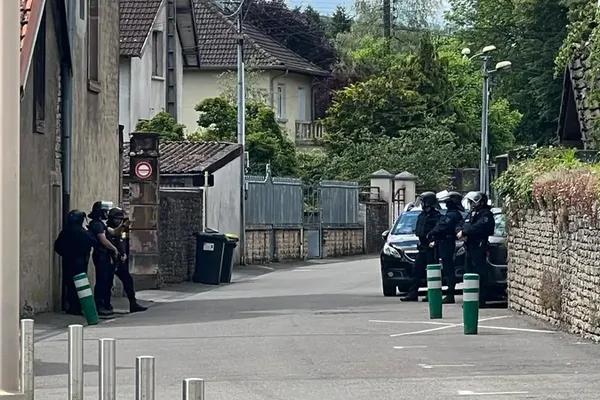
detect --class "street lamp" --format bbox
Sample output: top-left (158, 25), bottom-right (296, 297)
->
top-left (461, 46), bottom-right (511, 197)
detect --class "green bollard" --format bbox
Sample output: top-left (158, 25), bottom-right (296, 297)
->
top-left (463, 273), bottom-right (479, 334)
top-left (426, 264), bottom-right (443, 319)
top-left (73, 273), bottom-right (99, 326)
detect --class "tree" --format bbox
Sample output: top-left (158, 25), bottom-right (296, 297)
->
top-left (329, 6), bottom-right (352, 38)
top-left (135, 111), bottom-right (186, 141)
top-left (192, 97), bottom-right (298, 176)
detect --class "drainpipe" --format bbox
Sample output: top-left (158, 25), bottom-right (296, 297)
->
top-left (269, 69), bottom-right (289, 109)
top-left (61, 0), bottom-right (74, 221)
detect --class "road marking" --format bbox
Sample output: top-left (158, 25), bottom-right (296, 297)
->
top-left (370, 319), bottom-right (453, 326)
top-left (478, 325), bottom-right (555, 334)
top-left (457, 390), bottom-right (529, 396)
top-left (388, 316), bottom-right (511, 337)
top-left (393, 345), bottom-right (428, 349)
top-left (293, 269), bottom-right (316, 272)
top-left (419, 363), bottom-right (474, 369)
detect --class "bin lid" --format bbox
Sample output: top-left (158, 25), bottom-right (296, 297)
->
top-left (193, 231), bottom-right (227, 241)
top-left (225, 233), bottom-right (239, 239)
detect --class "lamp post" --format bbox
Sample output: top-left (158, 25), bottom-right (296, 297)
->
top-left (462, 46), bottom-right (511, 196)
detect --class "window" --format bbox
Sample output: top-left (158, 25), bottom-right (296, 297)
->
top-left (152, 31), bottom-right (164, 77)
top-left (276, 84), bottom-right (286, 119)
top-left (33, 14), bottom-right (46, 134)
top-left (297, 87), bottom-right (307, 120)
top-left (80, 0), bottom-right (85, 20)
top-left (88, 0), bottom-right (100, 90)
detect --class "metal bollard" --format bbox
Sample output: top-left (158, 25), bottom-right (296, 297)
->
top-left (462, 273), bottom-right (480, 335)
top-left (20, 319), bottom-right (34, 400)
top-left (182, 378), bottom-right (205, 400)
top-left (99, 338), bottom-right (116, 400)
top-left (68, 324), bottom-right (84, 400)
top-left (135, 356), bottom-right (155, 400)
top-left (426, 264), bottom-right (443, 319)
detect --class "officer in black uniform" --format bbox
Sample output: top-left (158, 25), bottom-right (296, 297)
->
top-left (88, 201), bottom-right (121, 318)
top-left (54, 210), bottom-right (97, 315)
top-left (107, 207), bottom-right (147, 313)
top-left (429, 191), bottom-right (464, 304)
top-left (401, 191), bottom-right (441, 302)
top-left (457, 191), bottom-right (495, 307)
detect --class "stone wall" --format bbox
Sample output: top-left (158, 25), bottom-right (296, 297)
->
top-left (508, 207), bottom-right (600, 341)
top-left (364, 201), bottom-right (388, 253)
top-left (158, 188), bottom-right (203, 284)
top-left (322, 227), bottom-right (364, 257)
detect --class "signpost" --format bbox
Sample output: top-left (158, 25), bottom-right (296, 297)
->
top-left (135, 161), bottom-right (152, 180)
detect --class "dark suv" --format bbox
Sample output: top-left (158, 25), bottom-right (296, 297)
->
top-left (380, 206), bottom-right (507, 298)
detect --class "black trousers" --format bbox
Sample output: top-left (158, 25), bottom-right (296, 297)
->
top-left (409, 246), bottom-right (437, 294)
top-left (439, 240), bottom-right (456, 297)
top-left (62, 259), bottom-right (88, 313)
top-left (465, 243), bottom-right (489, 301)
top-left (93, 252), bottom-right (115, 310)
top-left (114, 260), bottom-right (136, 301)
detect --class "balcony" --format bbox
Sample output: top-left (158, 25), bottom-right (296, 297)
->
top-left (295, 120), bottom-right (325, 146)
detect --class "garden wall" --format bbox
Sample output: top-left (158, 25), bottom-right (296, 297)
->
top-left (508, 206), bottom-right (600, 341)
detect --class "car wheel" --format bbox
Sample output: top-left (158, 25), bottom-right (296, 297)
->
top-left (382, 281), bottom-right (396, 297)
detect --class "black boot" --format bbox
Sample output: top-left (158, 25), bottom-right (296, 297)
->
top-left (400, 290), bottom-right (419, 302)
top-left (129, 300), bottom-right (148, 313)
top-left (97, 307), bottom-right (115, 318)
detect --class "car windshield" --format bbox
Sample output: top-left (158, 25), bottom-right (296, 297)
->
top-left (493, 213), bottom-right (506, 237)
top-left (391, 209), bottom-right (448, 235)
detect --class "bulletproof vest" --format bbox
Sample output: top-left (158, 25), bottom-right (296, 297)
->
top-left (414, 211), bottom-right (428, 238)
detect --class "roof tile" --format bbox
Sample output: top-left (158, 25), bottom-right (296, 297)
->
top-left (120, 0), bottom-right (163, 57)
top-left (123, 141), bottom-right (242, 174)
top-left (192, 0), bottom-right (327, 75)
top-left (21, 0), bottom-right (33, 52)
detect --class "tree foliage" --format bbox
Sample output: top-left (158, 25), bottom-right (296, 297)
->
top-left (135, 111), bottom-right (186, 141)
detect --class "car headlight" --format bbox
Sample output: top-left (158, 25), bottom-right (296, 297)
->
top-left (383, 243), bottom-right (401, 258)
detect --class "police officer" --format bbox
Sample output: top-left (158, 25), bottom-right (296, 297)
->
top-left (107, 208), bottom-right (147, 313)
top-left (401, 191), bottom-right (441, 302)
top-left (88, 201), bottom-right (121, 318)
top-left (54, 210), bottom-right (97, 315)
top-left (457, 191), bottom-right (495, 307)
top-left (429, 192), bottom-right (464, 304)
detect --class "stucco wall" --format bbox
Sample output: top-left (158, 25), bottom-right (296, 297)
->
top-left (508, 207), bottom-right (600, 341)
top-left (206, 157), bottom-right (242, 264)
top-left (69, 1), bottom-right (121, 283)
top-left (181, 69), bottom-right (314, 140)
top-left (20, 3), bottom-right (62, 316)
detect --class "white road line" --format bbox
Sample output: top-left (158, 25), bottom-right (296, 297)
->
top-left (419, 363), bottom-right (474, 369)
top-left (393, 345), bottom-right (428, 349)
top-left (390, 324), bottom-right (461, 337)
top-left (370, 319), bottom-right (455, 326)
top-left (478, 325), bottom-right (555, 334)
top-left (457, 390), bottom-right (529, 396)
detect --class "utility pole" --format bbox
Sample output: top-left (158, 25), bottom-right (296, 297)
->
top-left (480, 56), bottom-right (490, 196)
top-left (236, 7), bottom-right (246, 264)
top-left (383, 0), bottom-right (391, 40)
top-left (0, 0), bottom-right (22, 396)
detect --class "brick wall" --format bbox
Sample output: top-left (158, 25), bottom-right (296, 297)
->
top-left (364, 201), bottom-right (388, 253)
top-left (158, 188), bottom-right (203, 284)
top-left (508, 207), bottom-right (600, 341)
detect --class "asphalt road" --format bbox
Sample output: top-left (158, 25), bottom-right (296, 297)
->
top-left (32, 256), bottom-right (600, 399)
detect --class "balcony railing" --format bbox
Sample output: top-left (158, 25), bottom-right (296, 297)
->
top-left (295, 120), bottom-right (325, 144)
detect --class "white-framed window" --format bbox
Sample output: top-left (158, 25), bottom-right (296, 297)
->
top-left (276, 84), bottom-right (286, 119)
top-left (297, 87), bottom-right (307, 121)
top-left (152, 30), bottom-right (164, 77)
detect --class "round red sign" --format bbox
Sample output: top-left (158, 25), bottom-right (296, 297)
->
top-left (135, 161), bottom-right (152, 179)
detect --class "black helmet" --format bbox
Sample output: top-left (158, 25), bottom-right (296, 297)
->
top-left (66, 210), bottom-right (85, 229)
top-left (108, 207), bottom-right (124, 219)
top-left (419, 191), bottom-right (438, 208)
top-left (88, 200), bottom-right (113, 219)
top-left (439, 191), bottom-right (464, 211)
top-left (464, 191), bottom-right (488, 208)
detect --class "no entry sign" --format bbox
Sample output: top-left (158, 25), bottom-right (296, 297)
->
top-left (135, 161), bottom-right (153, 179)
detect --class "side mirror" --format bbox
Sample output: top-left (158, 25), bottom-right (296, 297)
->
top-left (381, 230), bottom-right (389, 241)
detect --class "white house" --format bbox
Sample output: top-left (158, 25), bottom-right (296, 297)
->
top-left (182, 0), bottom-right (329, 145)
top-left (118, 0), bottom-right (201, 139)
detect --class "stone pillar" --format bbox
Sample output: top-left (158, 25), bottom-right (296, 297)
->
top-left (369, 169), bottom-right (393, 228)
top-left (128, 133), bottom-right (161, 290)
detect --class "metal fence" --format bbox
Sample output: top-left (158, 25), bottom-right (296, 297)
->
top-left (18, 320), bottom-right (206, 400)
top-left (245, 174), bottom-right (361, 227)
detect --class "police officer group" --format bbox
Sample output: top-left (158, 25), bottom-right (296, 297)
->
top-left (54, 201), bottom-right (147, 319)
top-left (400, 190), bottom-right (495, 307)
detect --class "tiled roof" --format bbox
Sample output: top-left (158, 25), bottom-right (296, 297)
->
top-left (123, 141), bottom-right (242, 174)
top-left (191, 0), bottom-right (327, 76)
top-left (20, 0), bottom-right (45, 87)
top-left (120, 0), bottom-right (163, 57)
top-left (21, 0), bottom-right (32, 52)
